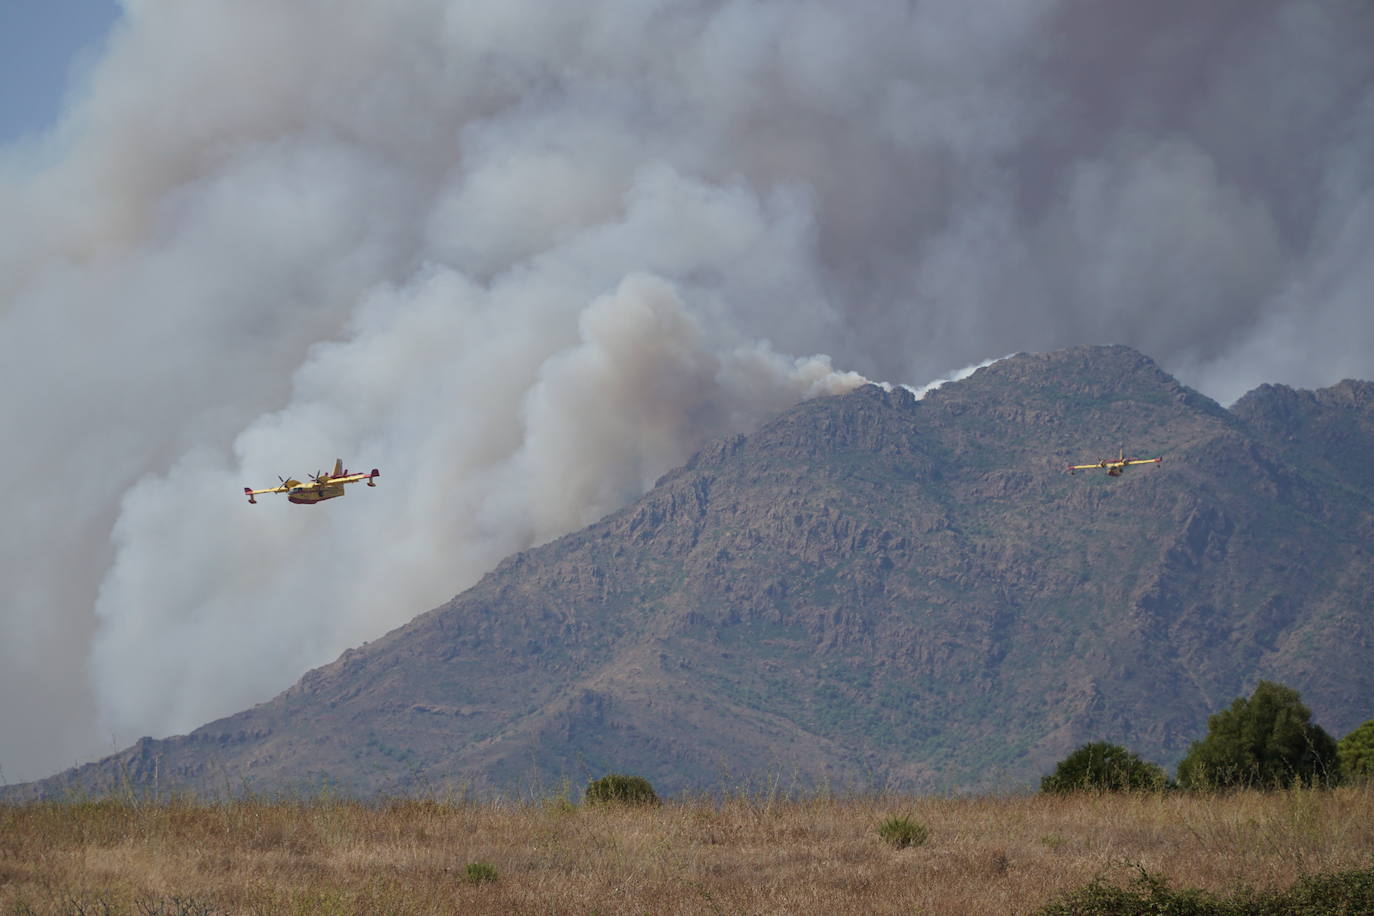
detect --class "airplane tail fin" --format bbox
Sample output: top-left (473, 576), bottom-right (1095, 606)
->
top-left (332, 458), bottom-right (344, 479)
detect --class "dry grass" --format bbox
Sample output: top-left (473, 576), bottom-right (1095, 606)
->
top-left (2, 786), bottom-right (1373, 914)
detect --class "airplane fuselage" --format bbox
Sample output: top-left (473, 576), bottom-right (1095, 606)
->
top-left (287, 484), bottom-right (346, 504)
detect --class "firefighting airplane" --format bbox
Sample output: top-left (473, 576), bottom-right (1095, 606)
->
top-left (1066, 449), bottom-right (1163, 476)
top-left (245, 459), bottom-right (379, 504)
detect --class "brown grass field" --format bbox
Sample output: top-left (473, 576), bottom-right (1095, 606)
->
top-left (2, 785), bottom-right (1373, 914)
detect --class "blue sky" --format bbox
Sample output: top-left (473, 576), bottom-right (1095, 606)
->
top-left (0, 0), bottom-right (122, 143)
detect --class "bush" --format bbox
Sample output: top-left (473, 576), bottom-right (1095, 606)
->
top-left (1040, 742), bottom-right (1168, 793)
top-left (1035, 865), bottom-right (1211, 915)
top-left (1338, 719), bottom-right (1374, 783)
top-left (876, 815), bottom-right (929, 849)
top-left (1034, 863), bottom-right (1374, 915)
top-left (584, 773), bottom-right (660, 806)
top-left (1176, 681), bottom-right (1340, 790)
top-left (1278, 868), bottom-right (1374, 913)
top-left (462, 861), bottom-right (498, 884)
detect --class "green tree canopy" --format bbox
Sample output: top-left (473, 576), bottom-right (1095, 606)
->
top-left (584, 773), bottom-right (660, 806)
top-left (1338, 720), bottom-right (1374, 783)
top-left (1176, 681), bottom-right (1340, 789)
top-left (1041, 741), bottom-right (1168, 793)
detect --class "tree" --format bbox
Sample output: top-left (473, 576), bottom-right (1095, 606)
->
top-left (584, 773), bottom-right (660, 806)
top-left (1338, 720), bottom-right (1374, 783)
top-left (1176, 681), bottom-right (1340, 789)
top-left (1040, 741), bottom-right (1168, 793)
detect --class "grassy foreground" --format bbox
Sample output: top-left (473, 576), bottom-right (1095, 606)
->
top-left (2, 786), bottom-right (1372, 914)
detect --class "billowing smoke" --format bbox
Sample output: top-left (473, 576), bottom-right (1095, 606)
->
top-left (2, 0), bottom-right (1371, 782)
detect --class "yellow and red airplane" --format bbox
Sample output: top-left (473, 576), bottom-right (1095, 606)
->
top-left (1067, 449), bottom-right (1162, 476)
top-left (245, 459), bottom-right (379, 504)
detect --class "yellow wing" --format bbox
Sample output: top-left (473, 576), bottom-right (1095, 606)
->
top-left (312, 464), bottom-right (380, 487)
top-left (314, 459), bottom-right (367, 484)
top-left (247, 478), bottom-right (301, 495)
top-left (1066, 458), bottom-right (1117, 472)
top-left (332, 468), bottom-right (381, 487)
top-left (1122, 457), bottom-right (1163, 467)
top-left (244, 478), bottom-right (306, 503)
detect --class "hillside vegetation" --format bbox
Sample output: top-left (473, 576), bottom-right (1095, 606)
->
top-left (4, 787), bottom-right (1373, 914)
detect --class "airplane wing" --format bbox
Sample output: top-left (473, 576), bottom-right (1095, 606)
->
top-left (1122, 457), bottom-right (1163, 467)
top-left (1066, 461), bottom-right (1107, 472)
top-left (333, 468), bottom-right (381, 486)
top-left (245, 478), bottom-right (305, 503)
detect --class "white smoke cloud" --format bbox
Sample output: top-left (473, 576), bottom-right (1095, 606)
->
top-left (2, 0), bottom-right (1372, 781)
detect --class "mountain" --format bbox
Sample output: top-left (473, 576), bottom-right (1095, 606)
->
top-left (10, 345), bottom-right (1374, 799)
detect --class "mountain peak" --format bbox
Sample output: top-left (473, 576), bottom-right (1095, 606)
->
top-left (1231, 377), bottom-right (1374, 493)
top-left (926, 345), bottom-right (1202, 405)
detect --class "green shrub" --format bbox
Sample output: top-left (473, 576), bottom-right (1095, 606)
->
top-left (1035, 865), bottom-right (1212, 915)
top-left (1277, 868), bottom-right (1374, 912)
top-left (462, 861), bottom-right (499, 884)
top-left (1338, 719), bottom-right (1374, 783)
top-left (1035, 863), bottom-right (1374, 915)
top-left (876, 815), bottom-right (929, 849)
top-left (1040, 742), bottom-right (1168, 793)
top-left (584, 773), bottom-right (660, 806)
top-left (1176, 681), bottom-right (1340, 790)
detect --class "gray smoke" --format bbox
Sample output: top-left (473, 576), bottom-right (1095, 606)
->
top-left (2, 0), bottom-right (1371, 782)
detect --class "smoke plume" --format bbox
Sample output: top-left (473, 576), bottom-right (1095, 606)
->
top-left (2, 0), bottom-right (1371, 781)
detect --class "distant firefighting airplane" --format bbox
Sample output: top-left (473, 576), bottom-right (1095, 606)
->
top-left (245, 459), bottom-right (379, 504)
top-left (1066, 449), bottom-right (1163, 476)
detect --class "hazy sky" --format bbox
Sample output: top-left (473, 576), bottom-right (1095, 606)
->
top-left (2, 0), bottom-right (1372, 784)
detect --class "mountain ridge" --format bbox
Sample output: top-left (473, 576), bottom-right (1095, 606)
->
top-left (9, 345), bottom-right (1374, 799)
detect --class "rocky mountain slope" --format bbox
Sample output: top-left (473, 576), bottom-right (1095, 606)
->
top-left (11, 345), bottom-right (1374, 799)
